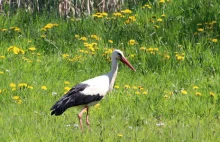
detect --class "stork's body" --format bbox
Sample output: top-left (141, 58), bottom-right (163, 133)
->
top-left (50, 49), bottom-right (135, 130)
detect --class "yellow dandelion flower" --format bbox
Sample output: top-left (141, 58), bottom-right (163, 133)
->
top-left (17, 99), bottom-right (22, 104)
top-left (14, 27), bottom-right (21, 32)
top-left (114, 85), bottom-right (119, 89)
top-left (9, 27), bottom-right (15, 30)
top-left (125, 19), bottom-right (130, 24)
top-left (62, 54), bottom-right (70, 58)
top-left (146, 47), bottom-right (153, 52)
top-left (10, 83), bottom-right (16, 88)
top-left (135, 91), bottom-right (141, 95)
top-left (7, 46), bottom-right (25, 54)
top-left (108, 40), bottom-right (113, 43)
top-left (193, 86), bottom-right (199, 90)
top-left (197, 28), bottom-right (204, 32)
top-left (0, 71), bottom-right (4, 75)
top-left (90, 35), bottom-right (100, 40)
top-left (12, 88), bottom-right (16, 91)
top-left (0, 56), bottom-right (6, 59)
top-left (159, 0), bottom-right (165, 3)
top-left (1, 28), bottom-right (7, 32)
top-left (121, 9), bottom-right (132, 14)
top-left (41, 35), bottom-right (46, 38)
top-left (64, 81), bottom-right (70, 85)
top-left (41, 28), bottom-right (47, 31)
top-left (164, 95), bottom-right (169, 99)
top-left (181, 90), bottom-right (187, 95)
top-left (75, 34), bottom-right (80, 38)
top-left (177, 56), bottom-right (185, 61)
top-left (79, 50), bottom-right (85, 53)
top-left (157, 18), bottom-right (163, 22)
top-left (129, 16), bottom-right (136, 22)
top-left (12, 96), bottom-right (20, 100)
top-left (27, 86), bottom-right (33, 89)
top-left (124, 85), bottom-right (130, 89)
top-left (154, 25), bottom-right (159, 29)
top-left (28, 47), bottom-right (36, 51)
top-left (104, 48), bottom-right (114, 55)
top-left (211, 39), bottom-right (218, 43)
top-left (84, 42), bottom-right (89, 47)
top-left (113, 12), bottom-right (123, 17)
top-left (154, 48), bottom-right (159, 51)
top-left (143, 91), bottom-right (148, 95)
top-left (0, 90), bottom-right (2, 94)
top-left (94, 103), bottom-right (100, 109)
top-left (164, 54), bottom-right (170, 60)
top-left (53, 24), bottom-right (59, 27)
top-left (102, 12), bottom-right (108, 16)
top-left (64, 87), bottom-right (71, 92)
top-left (130, 54), bottom-right (135, 58)
top-left (93, 13), bottom-right (103, 18)
top-left (18, 83), bottom-right (28, 88)
top-left (129, 39), bottom-right (137, 45)
top-left (143, 4), bottom-right (152, 9)
top-left (132, 86), bottom-right (138, 90)
top-left (88, 46), bottom-right (95, 52)
top-left (146, 47), bottom-right (159, 54)
top-left (140, 47), bottom-right (146, 50)
top-left (80, 36), bottom-right (87, 41)
top-left (161, 14), bottom-right (166, 17)
top-left (209, 92), bottom-right (215, 97)
top-left (211, 21), bottom-right (217, 24)
top-left (118, 133), bottom-right (123, 137)
top-left (168, 91), bottom-right (174, 95)
top-left (195, 92), bottom-right (202, 96)
top-left (41, 86), bottom-right (47, 90)
top-left (91, 42), bottom-right (98, 47)
top-left (44, 25), bottom-right (52, 29)
top-left (139, 86), bottom-right (144, 90)
top-left (44, 23), bottom-right (54, 29)
top-left (176, 54), bottom-right (185, 61)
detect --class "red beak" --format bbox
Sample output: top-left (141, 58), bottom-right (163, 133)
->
top-left (120, 57), bottom-right (136, 71)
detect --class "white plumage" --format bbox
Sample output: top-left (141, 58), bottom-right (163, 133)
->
top-left (81, 75), bottom-right (110, 96)
top-left (50, 49), bottom-right (135, 130)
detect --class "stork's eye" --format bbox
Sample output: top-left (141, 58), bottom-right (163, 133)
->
top-left (117, 53), bottom-right (122, 58)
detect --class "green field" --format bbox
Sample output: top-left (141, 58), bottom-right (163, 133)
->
top-left (0, 0), bottom-right (220, 141)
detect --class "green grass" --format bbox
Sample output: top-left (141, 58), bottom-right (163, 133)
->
top-left (0, 0), bottom-right (220, 141)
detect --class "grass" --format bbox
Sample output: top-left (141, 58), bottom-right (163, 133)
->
top-left (0, 0), bottom-right (220, 141)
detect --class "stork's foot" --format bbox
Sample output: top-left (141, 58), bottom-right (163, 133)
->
top-left (86, 118), bottom-right (90, 126)
top-left (78, 106), bottom-right (88, 131)
top-left (78, 106), bottom-right (90, 131)
top-left (78, 114), bottom-right (83, 131)
top-left (86, 107), bottom-right (90, 129)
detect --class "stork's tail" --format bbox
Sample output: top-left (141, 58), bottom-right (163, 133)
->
top-left (50, 98), bottom-right (69, 116)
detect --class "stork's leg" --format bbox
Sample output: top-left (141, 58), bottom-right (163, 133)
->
top-left (86, 106), bottom-right (90, 127)
top-left (78, 106), bottom-right (87, 130)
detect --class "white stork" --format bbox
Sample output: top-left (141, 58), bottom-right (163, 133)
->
top-left (50, 49), bottom-right (136, 130)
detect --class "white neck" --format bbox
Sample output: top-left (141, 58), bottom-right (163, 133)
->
top-left (108, 57), bottom-right (118, 91)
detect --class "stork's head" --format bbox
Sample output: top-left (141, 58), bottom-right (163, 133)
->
top-left (112, 49), bottom-right (136, 71)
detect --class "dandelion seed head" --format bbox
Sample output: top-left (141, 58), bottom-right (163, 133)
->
top-left (52, 92), bottom-right (58, 96)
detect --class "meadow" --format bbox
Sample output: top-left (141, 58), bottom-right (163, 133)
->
top-left (0, 0), bottom-right (220, 141)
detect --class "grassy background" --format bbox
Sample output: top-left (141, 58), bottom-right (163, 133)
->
top-left (0, 0), bottom-right (220, 141)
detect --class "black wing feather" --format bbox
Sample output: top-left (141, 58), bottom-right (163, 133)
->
top-left (50, 83), bottom-right (103, 116)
